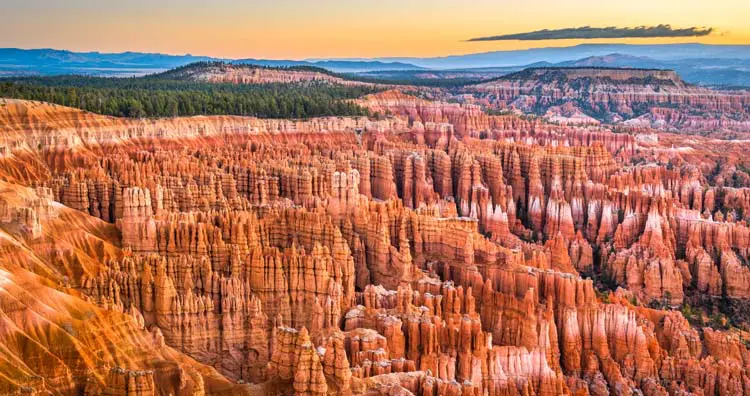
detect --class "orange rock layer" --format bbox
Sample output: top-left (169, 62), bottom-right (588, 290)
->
top-left (3, 98), bottom-right (750, 395)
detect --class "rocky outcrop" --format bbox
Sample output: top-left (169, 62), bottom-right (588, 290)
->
top-left (5, 97), bottom-right (750, 396)
top-left (467, 67), bottom-right (750, 134)
top-left (84, 368), bottom-right (156, 396)
top-left (164, 62), bottom-right (376, 87)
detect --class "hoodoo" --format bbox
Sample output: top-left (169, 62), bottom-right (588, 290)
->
top-left (3, 36), bottom-right (750, 396)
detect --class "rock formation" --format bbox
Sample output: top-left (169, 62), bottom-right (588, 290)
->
top-left (3, 94), bottom-right (750, 396)
top-left (163, 62), bottom-right (378, 87)
top-left (466, 67), bottom-right (750, 134)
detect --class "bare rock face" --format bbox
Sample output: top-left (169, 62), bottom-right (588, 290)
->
top-left (5, 96), bottom-right (750, 396)
top-left (165, 62), bottom-right (376, 87)
top-left (467, 67), bottom-right (750, 134)
top-left (84, 368), bottom-right (156, 396)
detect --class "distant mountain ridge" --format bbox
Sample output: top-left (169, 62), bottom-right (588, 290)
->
top-left (151, 61), bottom-right (378, 86)
top-left (0, 48), bottom-right (425, 77)
top-left (364, 43), bottom-right (750, 69)
top-left (231, 58), bottom-right (424, 72)
top-left (499, 67), bottom-right (684, 86)
top-left (358, 52), bottom-right (750, 88)
top-left (0, 48), bottom-right (214, 76)
top-left (3, 45), bottom-right (750, 87)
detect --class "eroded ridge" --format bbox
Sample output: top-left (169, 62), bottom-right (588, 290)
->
top-left (463, 68), bottom-right (750, 134)
top-left (3, 94), bottom-right (750, 395)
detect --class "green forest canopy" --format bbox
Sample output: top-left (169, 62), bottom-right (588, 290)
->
top-left (0, 67), bottom-right (379, 119)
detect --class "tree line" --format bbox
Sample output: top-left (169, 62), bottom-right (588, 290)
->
top-left (0, 75), bottom-right (377, 119)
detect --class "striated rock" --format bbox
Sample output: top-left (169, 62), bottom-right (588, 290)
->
top-left (6, 95), bottom-right (750, 396)
top-left (167, 62), bottom-right (378, 87)
top-left (84, 368), bottom-right (156, 396)
top-left (468, 67), bottom-right (750, 134)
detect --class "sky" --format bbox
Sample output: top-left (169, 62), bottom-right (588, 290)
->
top-left (1, 0), bottom-right (749, 59)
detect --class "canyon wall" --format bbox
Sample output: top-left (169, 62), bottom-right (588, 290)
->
top-left (3, 97), bottom-right (750, 395)
top-left (464, 67), bottom-right (750, 134)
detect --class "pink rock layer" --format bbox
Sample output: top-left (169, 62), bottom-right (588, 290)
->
top-left (2, 97), bottom-right (750, 396)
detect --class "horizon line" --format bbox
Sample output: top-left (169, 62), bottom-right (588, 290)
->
top-left (4, 42), bottom-right (750, 62)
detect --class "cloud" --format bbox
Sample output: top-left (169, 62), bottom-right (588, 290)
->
top-left (468, 25), bottom-right (714, 42)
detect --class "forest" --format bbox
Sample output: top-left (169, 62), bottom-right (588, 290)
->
top-left (0, 73), bottom-right (377, 118)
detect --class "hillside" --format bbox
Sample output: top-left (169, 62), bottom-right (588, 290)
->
top-left (155, 62), bottom-right (373, 86)
top-left (465, 67), bottom-right (750, 132)
top-left (0, 65), bottom-right (379, 118)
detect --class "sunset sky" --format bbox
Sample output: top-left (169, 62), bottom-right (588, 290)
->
top-left (1, 0), bottom-right (748, 59)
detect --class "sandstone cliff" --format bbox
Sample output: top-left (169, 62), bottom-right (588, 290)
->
top-left (2, 97), bottom-right (750, 396)
top-left (466, 67), bottom-right (750, 134)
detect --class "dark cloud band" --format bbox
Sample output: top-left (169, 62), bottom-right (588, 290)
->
top-left (468, 24), bottom-right (713, 42)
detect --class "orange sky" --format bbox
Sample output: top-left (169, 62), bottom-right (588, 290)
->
top-left (1, 0), bottom-right (748, 59)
